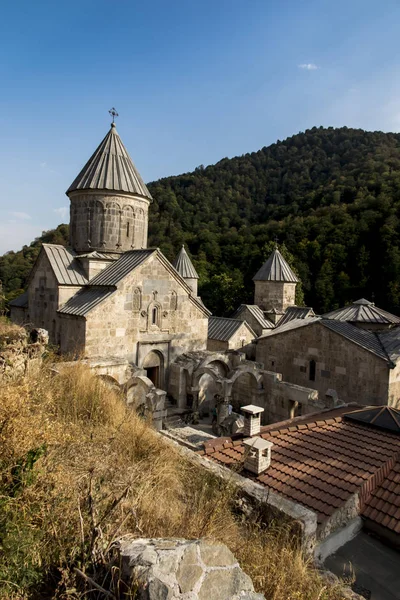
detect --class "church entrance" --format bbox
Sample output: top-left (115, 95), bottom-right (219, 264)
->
top-left (142, 350), bottom-right (164, 389)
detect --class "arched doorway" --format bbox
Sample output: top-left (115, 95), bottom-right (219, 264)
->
top-left (142, 350), bottom-right (164, 388)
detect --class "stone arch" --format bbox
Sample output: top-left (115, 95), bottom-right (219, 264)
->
top-left (142, 349), bottom-right (165, 388)
top-left (228, 368), bottom-right (262, 413)
top-left (192, 366), bottom-right (224, 415)
top-left (198, 354), bottom-right (231, 376)
top-left (147, 301), bottom-right (162, 330)
top-left (125, 374), bottom-right (155, 410)
top-left (92, 199), bottom-right (105, 248)
top-left (122, 205), bottom-right (135, 249)
top-left (103, 200), bottom-right (121, 249)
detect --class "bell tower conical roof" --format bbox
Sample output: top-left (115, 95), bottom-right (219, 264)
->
top-left (173, 245), bottom-right (199, 279)
top-left (253, 248), bottom-right (299, 283)
top-left (66, 123), bottom-right (152, 200)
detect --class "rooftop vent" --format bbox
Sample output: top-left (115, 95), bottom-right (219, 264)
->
top-left (243, 436), bottom-right (273, 475)
top-left (241, 404), bottom-right (264, 437)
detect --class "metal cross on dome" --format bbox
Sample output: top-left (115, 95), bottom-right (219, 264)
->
top-left (109, 107), bottom-right (119, 123)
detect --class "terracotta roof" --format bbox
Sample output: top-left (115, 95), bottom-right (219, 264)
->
top-left (253, 248), bottom-right (299, 283)
top-left (208, 316), bottom-right (255, 341)
top-left (362, 460), bottom-right (400, 534)
top-left (323, 299), bottom-right (400, 325)
top-left (201, 411), bottom-right (400, 528)
top-left (172, 245), bottom-right (198, 279)
top-left (67, 123), bottom-right (152, 199)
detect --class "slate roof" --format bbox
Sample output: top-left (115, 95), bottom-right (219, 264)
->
top-left (66, 123), bottom-right (152, 200)
top-left (42, 244), bottom-right (88, 286)
top-left (234, 305), bottom-right (274, 330)
top-left (344, 406), bottom-right (400, 434)
top-left (323, 298), bottom-right (400, 325)
top-left (277, 306), bottom-right (315, 327)
top-left (378, 328), bottom-right (400, 363)
top-left (208, 316), bottom-right (255, 341)
top-left (258, 317), bottom-right (390, 362)
top-left (172, 245), bottom-right (199, 279)
top-left (77, 251), bottom-right (119, 261)
top-left (89, 249), bottom-right (155, 286)
top-left (200, 409), bottom-right (400, 529)
top-left (253, 248), bottom-right (299, 282)
top-left (58, 287), bottom-right (115, 316)
top-left (9, 291), bottom-right (28, 308)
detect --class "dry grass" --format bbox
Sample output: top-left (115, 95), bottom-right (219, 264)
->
top-left (0, 363), bottom-right (347, 600)
top-left (0, 317), bottom-right (26, 347)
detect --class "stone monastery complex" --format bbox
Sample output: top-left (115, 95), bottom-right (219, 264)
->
top-left (8, 120), bottom-right (400, 586)
top-left (10, 119), bottom-right (400, 426)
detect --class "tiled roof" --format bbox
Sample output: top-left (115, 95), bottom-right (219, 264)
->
top-left (253, 248), bottom-right (299, 282)
top-left (208, 316), bottom-right (255, 341)
top-left (172, 245), bottom-right (199, 279)
top-left (9, 291), bottom-right (28, 308)
top-left (42, 244), bottom-right (88, 286)
top-left (323, 299), bottom-right (400, 325)
top-left (276, 306), bottom-right (315, 327)
top-left (234, 305), bottom-right (274, 330)
top-left (67, 123), bottom-right (152, 199)
top-left (89, 249), bottom-right (155, 286)
top-left (258, 317), bottom-right (390, 362)
top-left (200, 411), bottom-right (400, 527)
top-left (58, 287), bottom-right (115, 316)
top-left (362, 460), bottom-right (400, 535)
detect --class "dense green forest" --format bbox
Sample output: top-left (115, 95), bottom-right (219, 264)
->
top-left (3, 126), bottom-right (400, 316)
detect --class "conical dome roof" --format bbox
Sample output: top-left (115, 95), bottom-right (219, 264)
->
top-left (67, 123), bottom-right (152, 199)
top-left (173, 245), bottom-right (198, 279)
top-left (253, 248), bottom-right (299, 282)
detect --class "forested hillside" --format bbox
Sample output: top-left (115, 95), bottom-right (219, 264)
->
top-left (3, 126), bottom-right (400, 315)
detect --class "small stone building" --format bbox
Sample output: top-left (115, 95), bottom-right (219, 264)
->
top-left (207, 316), bottom-right (255, 351)
top-left (256, 317), bottom-right (400, 408)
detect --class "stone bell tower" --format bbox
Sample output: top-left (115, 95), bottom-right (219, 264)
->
top-left (253, 247), bottom-right (299, 316)
top-left (66, 116), bottom-right (152, 254)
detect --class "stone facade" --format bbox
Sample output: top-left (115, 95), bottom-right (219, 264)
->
top-left (59, 252), bottom-right (208, 385)
top-left (69, 190), bottom-right (149, 253)
top-left (116, 537), bottom-right (265, 600)
top-left (256, 321), bottom-right (393, 407)
top-left (254, 281), bottom-right (296, 312)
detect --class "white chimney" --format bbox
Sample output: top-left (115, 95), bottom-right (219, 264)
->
top-left (241, 404), bottom-right (264, 437)
top-left (243, 436), bottom-right (273, 475)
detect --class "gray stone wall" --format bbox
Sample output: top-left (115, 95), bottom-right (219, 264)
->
top-left (68, 190), bottom-right (150, 253)
top-left (388, 362), bottom-right (400, 408)
top-left (116, 537), bottom-right (265, 600)
top-left (27, 252), bottom-right (60, 344)
top-left (207, 324), bottom-right (254, 353)
top-left (256, 322), bottom-right (390, 405)
top-left (254, 281), bottom-right (296, 312)
top-left (235, 308), bottom-right (270, 337)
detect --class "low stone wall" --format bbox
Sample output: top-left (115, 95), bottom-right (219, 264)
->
top-left (116, 537), bottom-right (265, 600)
top-left (0, 326), bottom-right (47, 379)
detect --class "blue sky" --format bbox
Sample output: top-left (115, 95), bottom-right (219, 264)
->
top-left (1, 0), bottom-right (400, 254)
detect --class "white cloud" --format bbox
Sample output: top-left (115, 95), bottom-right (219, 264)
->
top-left (9, 211), bottom-right (31, 220)
top-left (298, 63), bottom-right (319, 71)
top-left (54, 207), bottom-right (69, 221)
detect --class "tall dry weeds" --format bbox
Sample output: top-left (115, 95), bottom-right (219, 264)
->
top-left (0, 362), bottom-right (346, 600)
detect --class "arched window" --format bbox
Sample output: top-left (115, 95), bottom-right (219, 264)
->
top-left (152, 306), bottom-right (158, 325)
top-left (309, 359), bottom-right (316, 381)
top-left (126, 221), bottom-right (130, 238)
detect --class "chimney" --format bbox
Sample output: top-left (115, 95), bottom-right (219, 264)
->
top-left (241, 404), bottom-right (264, 437)
top-left (243, 436), bottom-right (273, 475)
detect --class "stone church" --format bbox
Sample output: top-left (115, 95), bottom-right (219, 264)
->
top-left (10, 121), bottom-right (210, 389)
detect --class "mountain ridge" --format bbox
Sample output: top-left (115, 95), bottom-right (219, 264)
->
top-left (2, 126), bottom-right (400, 315)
